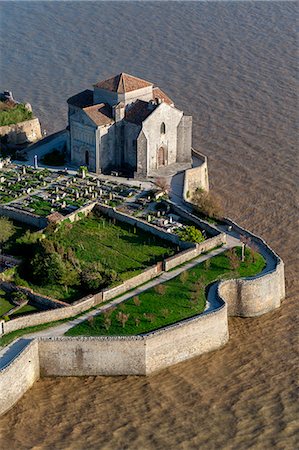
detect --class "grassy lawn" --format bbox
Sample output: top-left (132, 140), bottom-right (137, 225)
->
top-left (0, 102), bottom-right (33, 126)
top-left (0, 317), bottom-right (74, 348)
top-left (65, 247), bottom-right (266, 337)
top-left (52, 216), bottom-right (176, 275)
top-left (0, 295), bottom-right (13, 316)
top-left (13, 215), bottom-right (176, 302)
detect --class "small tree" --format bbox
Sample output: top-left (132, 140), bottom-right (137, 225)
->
top-left (0, 217), bottom-right (15, 253)
top-left (161, 308), bottom-right (169, 318)
top-left (133, 296), bottom-right (141, 306)
top-left (227, 248), bottom-right (240, 272)
top-left (179, 271), bottom-right (189, 284)
top-left (116, 311), bottom-right (130, 328)
top-left (204, 258), bottom-right (211, 271)
top-left (103, 313), bottom-right (111, 331)
top-left (143, 313), bottom-right (156, 323)
top-left (154, 284), bottom-right (166, 295)
top-left (192, 188), bottom-right (223, 220)
top-left (155, 177), bottom-right (170, 194)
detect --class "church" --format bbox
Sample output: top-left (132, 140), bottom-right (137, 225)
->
top-left (67, 73), bottom-right (192, 177)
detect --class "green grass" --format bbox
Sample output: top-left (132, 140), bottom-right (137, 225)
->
top-left (0, 103), bottom-right (33, 126)
top-left (29, 198), bottom-right (53, 216)
top-left (10, 304), bottom-right (39, 318)
top-left (66, 247), bottom-right (266, 337)
top-left (13, 215), bottom-right (177, 302)
top-left (0, 317), bottom-right (71, 348)
top-left (0, 296), bottom-right (13, 316)
top-left (51, 216), bottom-right (175, 275)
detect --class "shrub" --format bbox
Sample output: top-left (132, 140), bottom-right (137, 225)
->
top-left (227, 248), bottom-right (240, 271)
top-left (11, 290), bottom-right (28, 305)
top-left (81, 263), bottom-right (104, 291)
top-left (179, 271), bottom-right (189, 284)
top-left (176, 225), bottom-right (205, 243)
top-left (133, 296), bottom-right (141, 306)
top-left (41, 148), bottom-right (66, 166)
top-left (0, 217), bottom-right (15, 251)
top-left (154, 284), bottom-right (166, 295)
top-left (116, 311), bottom-right (130, 328)
top-left (192, 188), bottom-right (223, 220)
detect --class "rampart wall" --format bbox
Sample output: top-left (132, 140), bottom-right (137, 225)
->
top-left (0, 214), bottom-right (285, 416)
top-left (0, 340), bottom-right (39, 415)
top-left (183, 148), bottom-right (209, 199)
top-left (0, 118), bottom-right (42, 145)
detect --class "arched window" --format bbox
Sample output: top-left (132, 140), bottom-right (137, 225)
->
top-left (85, 150), bottom-right (89, 166)
top-left (160, 122), bottom-right (166, 135)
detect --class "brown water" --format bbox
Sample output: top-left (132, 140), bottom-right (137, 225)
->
top-left (0, 1), bottom-right (298, 449)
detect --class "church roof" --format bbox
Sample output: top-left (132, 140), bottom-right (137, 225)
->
top-left (125, 100), bottom-right (156, 125)
top-left (67, 90), bottom-right (93, 108)
top-left (153, 87), bottom-right (174, 106)
top-left (94, 73), bottom-right (153, 94)
top-left (83, 103), bottom-right (114, 126)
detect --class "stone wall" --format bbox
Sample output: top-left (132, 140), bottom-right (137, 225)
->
top-left (37, 303), bottom-right (228, 376)
top-left (217, 262), bottom-right (284, 317)
top-left (102, 265), bottom-right (160, 301)
top-left (2, 293), bottom-right (102, 334)
top-left (95, 203), bottom-right (192, 249)
top-left (0, 339), bottom-right (40, 415)
top-left (1, 282), bottom-right (69, 310)
top-left (168, 201), bottom-right (220, 237)
top-left (0, 204), bottom-right (47, 228)
top-left (183, 148), bottom-right (209, 198)
top-left (164, 233), bottom-right (226, 271)
top-left (0, 118), bottom-right (42, 145)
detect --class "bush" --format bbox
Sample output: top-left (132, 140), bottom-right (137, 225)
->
top-left (0, 103), bottom-right (33, 126)
top-left (81, 263), bottom-right (104, 291)
top-left (192, 188), bottom-right (223, 220)
top-left (41, 148), bottom-right (66, 166)
top-left (176, 225), bottom-right (205, 243)
top-left (11, 290), bottom-right (28, 305)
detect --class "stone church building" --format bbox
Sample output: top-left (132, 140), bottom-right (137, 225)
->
top-left (67, 73), bottom-right (192, 177)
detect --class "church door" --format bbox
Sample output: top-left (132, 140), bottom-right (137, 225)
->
top-left (157, 146), bottom-right (166, 167)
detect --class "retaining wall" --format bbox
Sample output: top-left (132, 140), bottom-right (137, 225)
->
top-left (102, 265), bottom-right (160, 301)
top-left (183, 148), bottom-right (209, 199)
top-left (163, 233), bottom-right (226, 271)
top-left (0, 118), bottom-right (42, 145)
top-left (2, 293), bottom-right (102, 334)
top-left (0, 340), bottom-right (40, 416)
top-left (95, 204), bottom-right (192, 249)
top-left (0, 205), bottom-right (47, 228)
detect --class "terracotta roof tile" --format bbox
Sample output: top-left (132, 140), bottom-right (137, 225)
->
top-left (67, 90), bottom-right (93, 108)
top-left (83, 103), bottom-right (114, 126)
top-left (94, 73), bottom-right (153, 94)
top-left (153, 87), bottom-right (174, 106)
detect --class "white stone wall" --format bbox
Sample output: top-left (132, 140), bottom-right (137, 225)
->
top-left (0, 118), bottom-right (42, 144)
top-left (0, 340), bottom-right (40, 416)
top-left (142, 103), bottom-right (183, 174)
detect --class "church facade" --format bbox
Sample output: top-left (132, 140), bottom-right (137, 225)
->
top-left (67, 73), bottom-right (192, 177)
